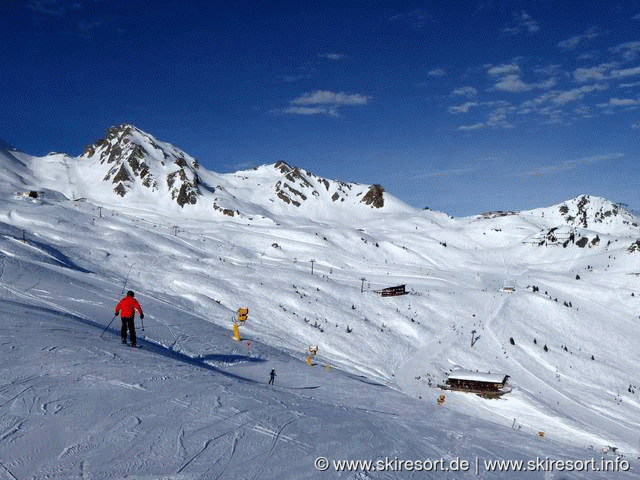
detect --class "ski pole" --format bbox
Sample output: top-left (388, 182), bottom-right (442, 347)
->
top-left (100, 314), bottom-right (118, 337)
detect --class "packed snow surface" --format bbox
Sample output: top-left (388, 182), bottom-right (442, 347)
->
top-left (1, 127), bottom-right (639, 478)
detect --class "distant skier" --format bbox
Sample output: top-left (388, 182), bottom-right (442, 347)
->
top-left (268, 368), bottom-right (276, 385)
top-left (115, 290), bottom-right (144, 347)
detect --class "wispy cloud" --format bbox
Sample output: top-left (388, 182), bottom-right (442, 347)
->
top-left (319, 53), bottom-right (348, 61)
top-left (558, 27), bottom-right (600, 50)
top-left (516, 153), bottom-right (624, 176)
top-left (573, 62), bottom-right (640, 85)
top-left (26, 1), bottom-right (119, 39)
top-left (456, 103), bottom-right (515, 130)
top-left (596, 97), bottom-right (640, 109)
top-left (428, 68), bottom-right (446, 77)
top-left (451, 86), bottom-right (478, 97)
top-left (278, 73), bottom-right (313, 83)
top-left (610, 66), bottom-right (640, 79)
top-left (551, 84), bottom-right (608, 105)
top-left (390, 9), bottom-right (431, 29)
top-left (277, 90), bottom-right (370, 116)
top-left (291, 91), bottom-right (369, 106)
top-left (486, 63), bottom-right (556, 93)
top-left (414, 165), bottom-right (480, 179)
top-left (448, 102), bottom-right (479, 114)
top-left (610, 41), bottom-right (640, 61)
top-left (502, 11), bottom-right (540, 35)
top-left (573, 64), bottom-right (613, 83)
top-left (458, 122), bottom-right (486, 131)
top-left (516, 84), bottom-right (608, 125)
top-left (494, 74), bottom-right (556, 92)
top-left (279, 106), bottom-right (339, 117)
top-left (27, 0), bottom-right (81, 17)
top-left (488, 64), bottom-right (520, 76)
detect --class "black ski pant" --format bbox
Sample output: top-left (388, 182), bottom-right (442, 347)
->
top-left (121, 316), bottom-right (136, 345)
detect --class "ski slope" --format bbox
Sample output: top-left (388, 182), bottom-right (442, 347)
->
top-left (1, 132), bottom-right (639, 478)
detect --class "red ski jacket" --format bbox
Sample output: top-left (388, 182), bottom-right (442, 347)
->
top-left (115, 296), bottom-right (143, 319)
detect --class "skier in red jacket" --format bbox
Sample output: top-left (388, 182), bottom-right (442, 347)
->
top-left (115, 290), bottom-right (144, 347)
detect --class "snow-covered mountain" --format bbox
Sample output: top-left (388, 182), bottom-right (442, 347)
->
top-left (18, 124), bottom-right (404, 222)
top-left (80, 124), bottom-right (203, 206)
top-left (1, 126), bottom-right (639, 478)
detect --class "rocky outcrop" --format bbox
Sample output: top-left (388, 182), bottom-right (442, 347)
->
top-left (82, 124), bottom-right (201, 207)
top-left (361, 184), bottom-right (385, 208)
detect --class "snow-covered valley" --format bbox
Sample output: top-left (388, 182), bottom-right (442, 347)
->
top-left (1, 126), bottom-right (639, 478)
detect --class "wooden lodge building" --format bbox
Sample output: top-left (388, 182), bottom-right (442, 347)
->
top-left (444, 371), bottom-right (511, 398)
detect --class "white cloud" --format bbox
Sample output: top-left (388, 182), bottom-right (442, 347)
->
top-left (451, 86), bottom-right (478, 97)
top-left (610, 41), bottom-right (640, 61)
top-left (557, 27), bottom-right (600, 50)
top-left (573, 64), bottom-right (611, 83)
top-left (448, 102), bottom-right (479, 114)
top-left (596, 97), bottom-right (640, 108)
top-left (456, 104), bottom-right (515, 130)
top-left (416, 166), bottom-right (479, 179)
top-left (278, 74), bottom-right (312, 83)
top-left (521, 84), bottom-right (607, 108)
top-left (291, 90), bottom-right (369, 106)
top-left (486, 106), bottom-right (514, 128)
top-left (488, 63), bottom-right (556, 93)
top-left (503, 10), bottom-right (540, 35)
top-left (552, 84), bottom-right (608, 105)
top-left (27, 0), bottom-right (80, 17)
top-left (632, 122), bottom-right (640, 128)
top-left (610, 66), bottom-right (640, 78)
top-left (277, 90), bottom-right (370, 117)
top-left (319, 53), bottom-right (347, 61)
top-left (458, 122), bottom-right (486, 131)
top-left (495, 74), bottom-right (531, 92)
top-left (573, 63), bottom-right (640, 84)
top-left (494, 74), bottom-right (556, 92)
top-left (279, 106), bottom-right (339, 117)
top-left (620, 81), bottom-right (640, 88)
top-left (488, 64), bottom-right (520, 76)
top-left (428, 68), bottom-right (446, 77)
top-left (390, 9), bottom-right (431, 29)
top-left (517, 153), bottom-right (623, 177)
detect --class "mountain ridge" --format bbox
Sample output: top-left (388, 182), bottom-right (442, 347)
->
top-left (2, 125), bottom-right (638, 234)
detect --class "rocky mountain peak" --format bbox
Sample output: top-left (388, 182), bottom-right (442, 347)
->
top-left (80, 124), bottom-right (201, 207)
top-left (556, 195), bottom-right (634, 229)
top-left (272, 161), bottom-right (385, 209)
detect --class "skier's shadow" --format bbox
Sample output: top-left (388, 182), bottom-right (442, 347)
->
top-left (140, 339), bottom-right (265, 384)
top-left (197, 353), bottom-right (265, 364)
top-left (3, 299), bottom-right (265, 386)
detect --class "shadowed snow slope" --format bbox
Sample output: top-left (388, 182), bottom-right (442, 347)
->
top-left (0, 126), bottom-right (639, 478)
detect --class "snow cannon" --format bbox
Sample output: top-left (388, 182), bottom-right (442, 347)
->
top-left (232, 308), bottom-right (248, 342)
top-left (306, 345), bottom-right (319, 366)
top-left (237, 307), bottom-right (249, 324)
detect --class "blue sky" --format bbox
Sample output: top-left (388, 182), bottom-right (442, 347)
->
top-left (1, 1), bottom-right (639, 216)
